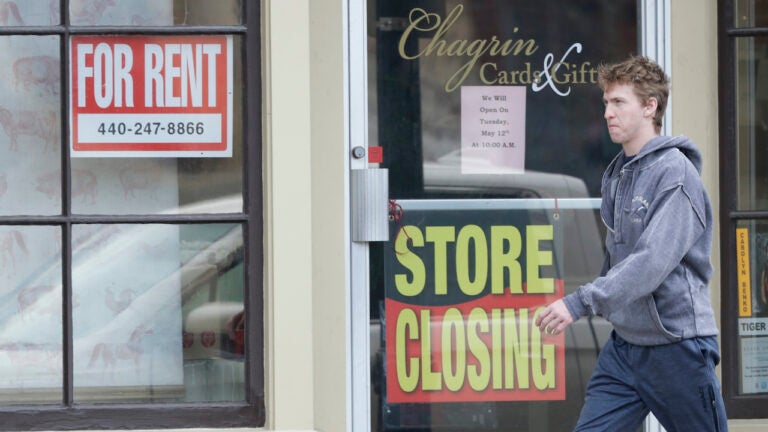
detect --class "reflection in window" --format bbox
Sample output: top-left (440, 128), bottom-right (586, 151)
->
top-left (372, 0), bottom-right (637, 199)
top-left (0, 0), bottom-right (262, 426)
top-left (735, 0), bottom-right (768, 28)
top-left (368, 1), bottom-right (638, 430)
top-left (0, 226), bottom-right (62, 404)
top-left (72, 223), bottom-right (244, 403)
top-left (734, 220), bottom-right (768, 396)
top-left (736, 37), bottom-right (768, 210)
top-left (68, 0), bottom-right (241, 26)
top-left (0, 36), bottom-right (61, 216)
top-left (69, 0), bottom-right (174, 26)
top-left (0, 0), bottom-right (59, 26)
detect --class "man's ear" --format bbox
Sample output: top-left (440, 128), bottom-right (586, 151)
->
top-left (645, 97), bottom-right (658, 117)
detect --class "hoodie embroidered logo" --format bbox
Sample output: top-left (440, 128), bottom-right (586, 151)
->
top-left (630, 195), bottom-right (649, 223)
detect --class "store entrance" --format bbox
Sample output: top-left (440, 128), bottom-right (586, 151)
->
top-left (361, 1), bottom-right (641, 431)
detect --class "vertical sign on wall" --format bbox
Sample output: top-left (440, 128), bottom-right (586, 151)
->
top-left (70, 35), bottom-right (233, 158)
top-left (737, 227), bottom-right (753, 317)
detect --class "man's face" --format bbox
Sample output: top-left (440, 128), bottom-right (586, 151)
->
top-left (602, 83), bottom-right (655, 147)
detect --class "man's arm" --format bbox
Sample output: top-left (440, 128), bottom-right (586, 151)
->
top-left (576, 186), bottom-right (704, 317)
top-left (539, 184), bottom-right (705, 332)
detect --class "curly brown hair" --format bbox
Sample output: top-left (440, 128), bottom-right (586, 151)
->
top-left (597, 56), bottom-right (669, 133)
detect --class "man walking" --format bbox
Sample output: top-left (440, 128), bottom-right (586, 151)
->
top-left (535, 56), bottom-right (728, 431)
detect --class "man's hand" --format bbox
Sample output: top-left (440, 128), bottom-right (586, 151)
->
top-left (535, 299), bottom-right (574, 336)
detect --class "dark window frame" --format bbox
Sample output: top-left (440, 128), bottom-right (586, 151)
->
top-left (718, 0), bottom-right (768, 419)
top-left (0, 1), bottom-right (264, 429)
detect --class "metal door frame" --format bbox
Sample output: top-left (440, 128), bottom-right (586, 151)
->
top-left (345, 2), bottom-right (672, 431)
top-left (346, 0), bottom-right (373, 430)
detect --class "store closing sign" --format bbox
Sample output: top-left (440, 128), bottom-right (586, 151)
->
top-left (70, 35), bottom-right (233, 157)
top-left (383, 201), bottom-right (566, 403)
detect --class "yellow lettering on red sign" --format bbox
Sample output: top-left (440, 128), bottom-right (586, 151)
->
top-left (394, 306), bottom-right (555, 393)
top-left (387, 222), bottom-right (564, 403)
top-left (394, 224), bottom-right (554, 296)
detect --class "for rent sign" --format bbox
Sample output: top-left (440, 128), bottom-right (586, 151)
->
top-left (70, 35), bottom-right (233, 157)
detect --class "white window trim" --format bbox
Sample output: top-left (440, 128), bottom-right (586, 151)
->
top-left (642, 0), bottom-right (673, 137)
top-left (345, 0), bottom-right (371, 431)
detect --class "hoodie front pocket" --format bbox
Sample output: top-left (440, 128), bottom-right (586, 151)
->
top-left (647, 296), bottom-right (682, 341)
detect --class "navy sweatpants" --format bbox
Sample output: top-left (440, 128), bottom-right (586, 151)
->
top-left (574, 332), bottom-right (728, 432)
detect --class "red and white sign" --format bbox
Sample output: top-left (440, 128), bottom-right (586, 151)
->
top-left (70, 35), bottom-right (233, 157)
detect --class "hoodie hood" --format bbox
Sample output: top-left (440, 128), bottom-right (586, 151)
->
top-left (635, 135), bottom-right (703, 173)
top-left (602, 135), bottom-right (703, 189)
top-left (605, 135), bottom-right (703, 176)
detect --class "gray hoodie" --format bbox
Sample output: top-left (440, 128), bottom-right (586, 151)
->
top-left (563, 135), bottom-right (719, 345)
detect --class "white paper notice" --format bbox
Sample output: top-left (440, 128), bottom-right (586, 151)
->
top-left (741, 336), bottom-right (768, 394)
top-left (461, 86), bottom-right (526, 174)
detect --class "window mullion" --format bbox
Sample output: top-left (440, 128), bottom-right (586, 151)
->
top-left (60, 0), bottom-right (73, 406)
top-left (62, 222), bottom-right (73, 407)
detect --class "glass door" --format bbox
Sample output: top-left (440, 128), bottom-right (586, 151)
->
top-left (361, 1), bottom-right (643, 431)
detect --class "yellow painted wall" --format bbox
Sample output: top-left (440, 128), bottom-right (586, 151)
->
top-left (670, 0), bottom-right (720, 317)
top-left (308, 0), bottom-right (350, 430)
top-left (670, 0), bottom-right (720, 330)
top-left (263, 0), bottom-right (322, 429)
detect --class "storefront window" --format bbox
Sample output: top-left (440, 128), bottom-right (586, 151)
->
top-left (735, 0), bottom-right (768, 28)
top-left (71, 223), bottom-right (244, 403)
top-left (735, 36), bottom-right (768, 211)
top-left (68, 0), bottom-right (241, 26)
top-left (721, 0), bottom-right (768, 419)
top-left (0, 0), bottom-right (262, 428)
top-left (0, 226), bottom-right (62, 404)
top-left (68, 33), bottom-right (244, 215)
top-left (0, 35), bottom-right (61, 216)
top-left (734, 220), bottom-right (768, 395)
top-left (0, 1), bottom-right (242, 28)
top-left (0, 0), bottom-right (58, 26)
top-left (369, 1), bottom-right (638, 430)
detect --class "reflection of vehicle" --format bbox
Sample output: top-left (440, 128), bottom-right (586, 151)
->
top-left (423, 151), bottom-right (595, 200)
top-left (0, 196), bottom-right (246, 404)
top-left (371, 158), bottom-right (612, 431)
top-left (423, 158), bottom-right (604, 288)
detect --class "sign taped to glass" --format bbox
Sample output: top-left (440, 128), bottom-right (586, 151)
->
top-left (383, 200), bottom-right (566, 403)
top-left (70, 35), bottom-right (233, 157)
top-left (461, 86), bottom-right (526, 174)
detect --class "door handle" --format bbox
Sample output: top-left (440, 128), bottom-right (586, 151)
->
top-left (351, 168), bottom-right (389, 242)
